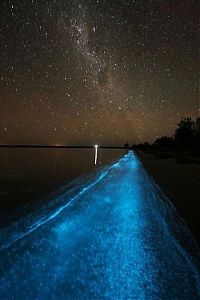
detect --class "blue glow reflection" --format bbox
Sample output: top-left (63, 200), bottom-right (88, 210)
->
top-left (0, 151), bottom-right (200, 299)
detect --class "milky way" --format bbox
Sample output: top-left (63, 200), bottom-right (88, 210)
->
top-left (0, 0), bottom-right (199, 145)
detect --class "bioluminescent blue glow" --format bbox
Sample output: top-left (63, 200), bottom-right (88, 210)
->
top-left (0, 151), bottom-right (200, 300)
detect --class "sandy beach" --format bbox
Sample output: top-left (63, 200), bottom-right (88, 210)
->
top-left (136, 150), bottom-right (200, 247)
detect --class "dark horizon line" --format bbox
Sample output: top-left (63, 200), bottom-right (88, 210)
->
top-left (0, 144), bottom-right (130, 149)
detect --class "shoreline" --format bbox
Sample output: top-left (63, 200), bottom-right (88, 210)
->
top-left (136, 150), bottom-right (200, 247)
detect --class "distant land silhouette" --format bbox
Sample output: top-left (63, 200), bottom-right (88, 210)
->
top-left (132, 117), bottom-right (200, 166)
top-left (132, 117), bottom-right (200, 149)
top-left (0, 144), bottom-right (128, 149)
top-left (1, 117), bottom-right (199, 153)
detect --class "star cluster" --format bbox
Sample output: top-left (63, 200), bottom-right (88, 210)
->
top-left (0, 0), bottom-right (199, 145)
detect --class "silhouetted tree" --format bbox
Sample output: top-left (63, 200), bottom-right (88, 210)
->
top-left (153, 136), bottom-right (174, 147)
top-left (143, 142), bottom-right (149, 147)
top-left (124, 142), bottom-right (129, 148)
top-left (174, 117), bottom-right (194, 145)
top-left (192, 117), bottom-right (200, 144)
top-left (133, 116), bottom-right (200, 149)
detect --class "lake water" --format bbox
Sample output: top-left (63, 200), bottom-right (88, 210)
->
top-left (0, 148), bottom-right (126, 224)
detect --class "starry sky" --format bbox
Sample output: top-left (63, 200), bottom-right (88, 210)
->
top-left (0, 0), bottom-right (199, 145)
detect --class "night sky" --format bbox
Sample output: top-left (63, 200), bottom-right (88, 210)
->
top-left (0, 0), bottom-right (199, 145)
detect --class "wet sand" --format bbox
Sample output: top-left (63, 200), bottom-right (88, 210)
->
top-left (136, 150), bottom-right (200, 247)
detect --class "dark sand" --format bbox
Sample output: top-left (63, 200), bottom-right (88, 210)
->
top-left (136, 150), bottom-right (200, 247)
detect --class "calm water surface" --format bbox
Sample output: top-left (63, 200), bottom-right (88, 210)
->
top-left (0, 148), bottom-right (126, 224)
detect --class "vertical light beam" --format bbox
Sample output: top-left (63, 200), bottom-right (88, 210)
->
top-left (94, 145), bottom-right (98, 165)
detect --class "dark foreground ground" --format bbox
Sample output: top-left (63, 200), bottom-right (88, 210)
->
top-left (137, 150), bottom-right (200, 247)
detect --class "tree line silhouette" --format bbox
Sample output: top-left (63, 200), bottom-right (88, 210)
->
top-left (132, 117), bottom-right (200, 162)
top-left (153, 117), bottom-right (200, 147)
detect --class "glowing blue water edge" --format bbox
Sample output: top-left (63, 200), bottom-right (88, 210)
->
top-left (0, 151), bottom-right (200, 299)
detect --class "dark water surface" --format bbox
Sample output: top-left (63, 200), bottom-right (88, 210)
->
top-left (0, 148), bottom-right (125, 224)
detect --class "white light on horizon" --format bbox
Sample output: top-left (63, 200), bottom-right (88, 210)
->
top-left (94, 145), bottom-right (98, 165)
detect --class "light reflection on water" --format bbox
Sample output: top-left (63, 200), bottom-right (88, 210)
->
top-left (0, 148), bottom-right (126, 223)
